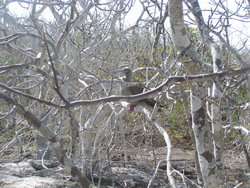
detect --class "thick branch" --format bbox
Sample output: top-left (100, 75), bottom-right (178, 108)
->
top-left (1, 65), bottom-right (249, 108)
top-left (69, 66), bottom-right (250, 107)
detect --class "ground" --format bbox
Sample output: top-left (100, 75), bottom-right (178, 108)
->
top-left (0, 147), bottom-right (249, 188)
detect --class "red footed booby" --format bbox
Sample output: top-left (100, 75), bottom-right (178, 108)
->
top-left (117, 67), bottom-right (157, 111)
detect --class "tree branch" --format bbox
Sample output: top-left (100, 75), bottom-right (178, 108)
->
top-left (1, 65), bottom-right (249, 108)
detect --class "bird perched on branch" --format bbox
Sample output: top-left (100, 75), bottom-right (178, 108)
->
top-left (116, 67), bottom-right (158, 111)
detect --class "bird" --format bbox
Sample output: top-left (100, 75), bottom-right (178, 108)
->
top-left (116, 67), bottom-right (158, 111)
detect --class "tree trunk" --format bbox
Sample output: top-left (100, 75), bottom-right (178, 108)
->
top-left (169, 0), bottom-right (219, 187)
top-left (187, 0), bottom-right (225, 181)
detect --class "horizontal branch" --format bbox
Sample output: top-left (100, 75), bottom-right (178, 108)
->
top-left (0, 64), bottom-right (28, 71)
top-left (0, 66), bottom-right (249, 108)
top-left (0, 83), bottom-right (61, 107)
top-left (68, 66), bottom-right (250, 108)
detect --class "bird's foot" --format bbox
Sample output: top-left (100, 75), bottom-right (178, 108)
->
top-left (128, 104), bottom-right (136, 111)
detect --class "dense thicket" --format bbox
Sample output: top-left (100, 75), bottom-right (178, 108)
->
top-left (0, 1), bottom-right (249, 187)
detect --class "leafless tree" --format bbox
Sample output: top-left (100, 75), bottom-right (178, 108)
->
top-left (0, 0), bottom-right (249, 187)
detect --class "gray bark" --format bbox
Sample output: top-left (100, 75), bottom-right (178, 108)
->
top-left (187, 0), bottom-right (225, 180)
top-left (169, 0), bottom-right (219, 187)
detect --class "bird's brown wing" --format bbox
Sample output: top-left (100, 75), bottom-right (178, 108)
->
top-left (128, 86), bottom-right (156, 108)
top-left (140, 98), bottom-right (156, 108)
top-left (127, 85), bottom-right (144, 95)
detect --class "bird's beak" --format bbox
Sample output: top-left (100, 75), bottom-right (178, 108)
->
top-left (116, 69), bottom-right (126, 73)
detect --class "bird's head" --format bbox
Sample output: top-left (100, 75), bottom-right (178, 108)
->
top-left (116, 67), bottom-right (132, 82)
top-left (116, 67), bottom-right (131, 74)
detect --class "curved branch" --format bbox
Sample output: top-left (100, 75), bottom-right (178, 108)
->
top-left (68, 65), bottom-right (250, 108)
top-left (1, 66), bottom-right (249, 108)
top-left (0, 83), bottom-right (62, 107)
